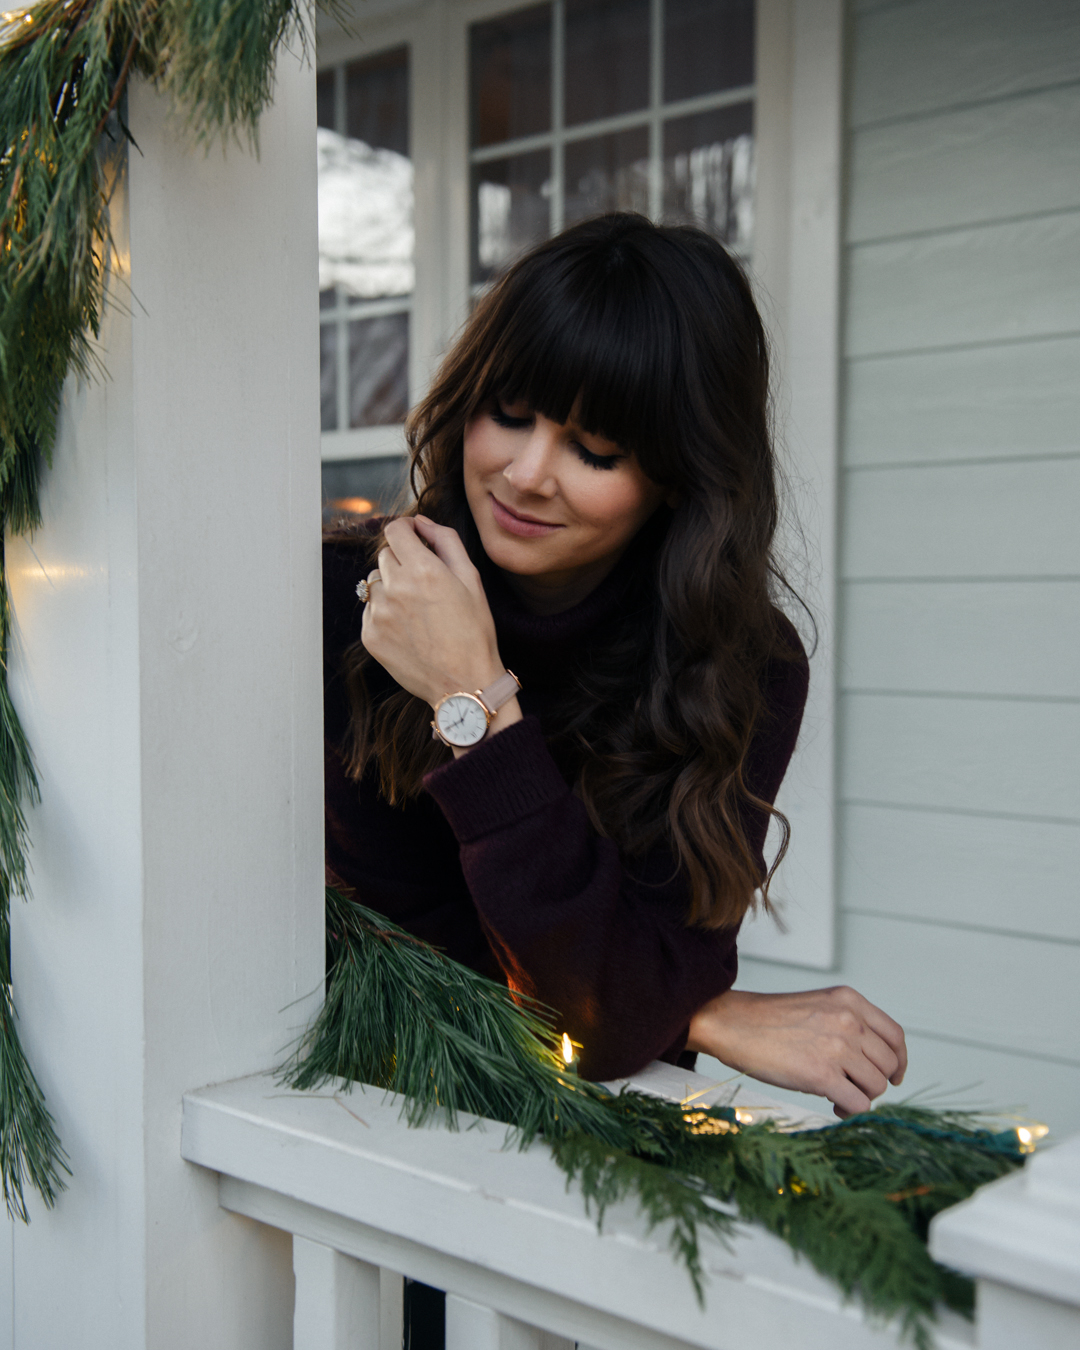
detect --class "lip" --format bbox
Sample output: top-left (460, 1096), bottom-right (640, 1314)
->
top-left (489, 495), bottom-right (563, 538)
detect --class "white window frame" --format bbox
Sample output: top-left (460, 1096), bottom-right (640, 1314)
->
top-left (316, 0), bottom-right (842, 968)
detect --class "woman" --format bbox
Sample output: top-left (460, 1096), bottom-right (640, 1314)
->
top-left (323, 213), bottom-right (906, 1120)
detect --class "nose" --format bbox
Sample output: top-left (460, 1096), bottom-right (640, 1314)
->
top-left (503, 419), bottom-right (560, 498)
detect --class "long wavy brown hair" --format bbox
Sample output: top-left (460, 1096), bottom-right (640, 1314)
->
top-left (339, 213), bottom-right (805, 929)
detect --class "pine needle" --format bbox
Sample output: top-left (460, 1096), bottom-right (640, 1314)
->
top-left (284, 889), bottom-right (1030, 1349)
top-left (0, 0), bottom-right (341, 1219)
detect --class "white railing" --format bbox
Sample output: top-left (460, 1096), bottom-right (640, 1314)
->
top-left (181, 1063), bottom-right (981, 1350)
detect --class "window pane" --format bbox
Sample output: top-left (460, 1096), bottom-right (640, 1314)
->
top-left (565, 0), bottom-right (649, 127)
top-left (662, 102), bottom-right (754, 252)
top-left (664, 0), bottom-right (754, 104)
top-left (564, 128), bottom-right (649, 226)
top-left (471, 150), bottom-right (551, 284)
top-left (322, 456), bottom-right (409, 525)
top-left (349, 314), bottom-right (409, 427)
top-left (320, 323), bottom-right (338, 432)
top-left (345, 47), bottom-right (409, 155)
top-left (470, 5), bottom-right (552, 148)
top-left (317, 70), bottom-right (335, 130)
top-left (319, 48), bottom-right (413, 302)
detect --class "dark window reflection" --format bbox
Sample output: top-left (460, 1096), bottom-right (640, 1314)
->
top-left (470, 5), bottom-right (552, 148)
top-left (663, 102), bottom-right (754, 250)
top-left (321, 324), bottom-right (338, 432)
top-left (565, 0), bottom-right (649, 126)
top-left (349, 313), bottom-right (409, 427)
top-left (564, 128), bottom-right (649, 226)
top-left (317, 70), bottom-right (335, 130)
top-left (322, 455), bottom-right (410, 525)
top-left (471, 149), bottom-right (551, 283)
top-left (664, 0), bottom-right (754, 104)
top-left (346, 46), bottom-right (409, 155)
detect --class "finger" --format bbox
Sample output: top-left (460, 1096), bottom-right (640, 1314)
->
top-left (858, 1027), bottom-right (901, 1084)
top-left (825, 1073), bottom-right (872, 1118)
top-left (859, 1002), bottom-right (908, 1084)
top-left (413, 515), bottom-right (480, 588)
top-left (841, 1052), bottom-right (889, 1103)
top-left (376, 546), bottom-right (403, 587)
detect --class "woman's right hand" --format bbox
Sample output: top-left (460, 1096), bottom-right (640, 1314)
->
top-left (685, 986), bottom-right (907, 1117)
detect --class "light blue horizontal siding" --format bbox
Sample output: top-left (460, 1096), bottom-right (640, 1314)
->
top-left (840, 692), bottom-right (1080, 821)
top-left (828, 0), bottom-right (1080, 1135)
top-left (849, 0), bottom-right (1080, 128)
top-left (845, 210), bottom-right (1080, 358)
top-left (848, 83), bottom-right (1080, 243)
top-left (842, 457), bottom-right (1080, 580)
top-left (844, 334), bottom-right (1080, 468)
top-left (839, 803), bottom-right (1080, 943)
top-left (841, 580), bottom-right (1080, 698)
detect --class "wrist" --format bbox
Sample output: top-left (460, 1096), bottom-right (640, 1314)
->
top-left (450, 696), bottom-right (522, 758)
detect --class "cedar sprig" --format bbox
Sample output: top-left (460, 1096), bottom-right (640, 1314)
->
top-left (284, 890), bottom-right (1031, 1347)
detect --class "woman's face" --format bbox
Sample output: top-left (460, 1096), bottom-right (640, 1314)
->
top-left (463, 400), bottom-right (668, 603)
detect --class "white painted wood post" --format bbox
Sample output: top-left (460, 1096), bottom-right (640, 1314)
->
top-left (293, 1238), bottom-right (381, 1350)
top-left (6, 47), bottom-right (323, 1350)
top-left (930, 1134), bottom-right (1080, 1350)
top-left (445, 1295), bottom-right (542, 1350)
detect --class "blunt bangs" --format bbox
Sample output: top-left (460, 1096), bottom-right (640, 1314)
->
top-left (479, 229), bottom-right (694, 485)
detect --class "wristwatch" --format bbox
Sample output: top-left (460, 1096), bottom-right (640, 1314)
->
top-left (431, 671), bottom-right (521, 748)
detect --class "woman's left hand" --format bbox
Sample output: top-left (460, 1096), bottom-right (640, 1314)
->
top-left (686, 985), bottom-right (907, 1118)
top-left (361, 516), bottom-right (505, 707)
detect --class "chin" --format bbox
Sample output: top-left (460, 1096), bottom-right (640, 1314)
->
top-left (478, 530), bottom-right (561, 576)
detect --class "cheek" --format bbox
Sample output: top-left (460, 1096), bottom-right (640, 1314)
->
top-left (570, 471), bottom-right (662, 537)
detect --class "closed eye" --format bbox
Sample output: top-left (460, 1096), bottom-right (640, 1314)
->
top-left (572, 441), bottom-right (621, 471)
top-left (490, 401), bottom-right (533, 430)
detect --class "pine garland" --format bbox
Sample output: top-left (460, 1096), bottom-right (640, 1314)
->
top-left (283, 889), bottom-right (1030, 1350)
top-left (0, 0), bottom-right (329, 1219)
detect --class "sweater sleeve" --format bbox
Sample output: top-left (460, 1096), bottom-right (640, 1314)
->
top-left (423, 647), bottom-right (809, 1083)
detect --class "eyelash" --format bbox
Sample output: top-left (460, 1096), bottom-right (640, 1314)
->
top-left (489, 403), bottom-right (621, 471)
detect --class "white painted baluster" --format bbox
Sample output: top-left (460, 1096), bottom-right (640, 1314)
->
top-left (381, 1267), bottom-right (405, 1350)
top-left (445, 1294), bottom-right (545, 1350)
top-left (293, 1236), bottom-right (381, 1350)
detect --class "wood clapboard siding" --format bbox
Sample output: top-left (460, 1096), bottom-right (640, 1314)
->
top-left (840, 693), bottom-right (1080, 821)
top-left (838, 803), bottom-right (1080, 943)
top-left (845, 212), bottom-right (1080, 358)
top-left (842, 457), bottom-right (1080, 580)
top-left (740, 913), bottom-right (1080, 1064)
top-left (848, 85), bottom-right (1080, 243)
top-left (849, 0), bottom-right (1080, 128)
top-left (840, 581), bottom-right (1080, 698)
top-left (806, 1), bottom-right (1080, 1135)
top-left (843, 335), bottom-right (1080, 468)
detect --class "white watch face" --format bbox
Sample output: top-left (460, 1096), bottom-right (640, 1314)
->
top-left (435, 694), bottom-right (489, 747)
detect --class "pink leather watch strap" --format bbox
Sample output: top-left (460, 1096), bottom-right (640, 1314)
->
top-left (478, 669), bottom-right (521, 715)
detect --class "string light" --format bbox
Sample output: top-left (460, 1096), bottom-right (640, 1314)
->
top-left (1015, 1123), bottom-right (1049, 1155)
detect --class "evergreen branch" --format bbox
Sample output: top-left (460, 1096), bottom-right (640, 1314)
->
top-left (284, 889), bottom-right (1031, 1348)
top-left (0, 0), bottom-right (340, 1221)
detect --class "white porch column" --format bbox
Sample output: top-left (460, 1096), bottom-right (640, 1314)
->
top-left (5, 50), bottom-right (323, 1350)
top-left (930, 1134), bottom-right (1080, 1350)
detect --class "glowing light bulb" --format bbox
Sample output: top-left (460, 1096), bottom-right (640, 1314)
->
top-left (1015, 1123), bottom-right (1049, 1154)
top-left (561, 1033), bottom-right (574, 1065)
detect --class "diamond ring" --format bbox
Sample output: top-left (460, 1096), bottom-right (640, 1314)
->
top-left (356, 570), bottom-right (381, 603)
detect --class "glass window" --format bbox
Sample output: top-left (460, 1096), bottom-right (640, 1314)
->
top-left (318, 46), bottom-right (412, 440)
top-left (322, 456), bottom-right (410, 527)
top-left (468, 0), bottom-right (756, 287)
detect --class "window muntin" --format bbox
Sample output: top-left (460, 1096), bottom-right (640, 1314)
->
top-left (469, 0), bottom-right (755, 286)
top-left (317, 45), bottom-right (412, 434)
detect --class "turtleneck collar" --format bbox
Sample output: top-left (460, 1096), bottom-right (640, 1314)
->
top-left (480, 549), bottom-right (639, 696)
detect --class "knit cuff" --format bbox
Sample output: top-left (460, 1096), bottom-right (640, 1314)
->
top-left (423, 716), bottom-right (569, 844)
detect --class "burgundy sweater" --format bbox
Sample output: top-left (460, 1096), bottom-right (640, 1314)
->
top-left (323, 531), bottom-right (809, 1082)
